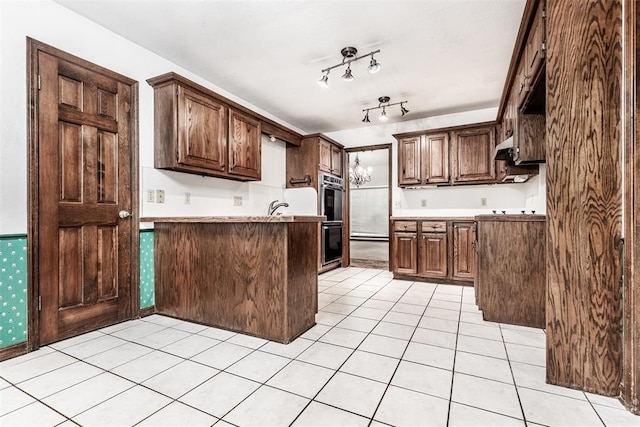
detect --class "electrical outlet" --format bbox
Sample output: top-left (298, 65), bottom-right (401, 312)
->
top-left (421, 199), bottom-right (427, 207)
top-left (156, 189), bottom-right (165, 203)
top-left (394, 201), bottom-right (402, 209)
top-left (146, 190), bottom-right (155, 203)
top-left (233, 196), bottom-right (243, 206)
top-left (480, 197), bottom-right (487, 206)
top-left (185, 192), bottom-right (191, 204)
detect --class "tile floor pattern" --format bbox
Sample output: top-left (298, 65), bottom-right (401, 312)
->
top-left (1, 268), bottom-right (639, 426)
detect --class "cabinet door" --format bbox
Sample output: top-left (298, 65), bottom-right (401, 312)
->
top-left (419, 232), bottom-right (448, 278)
top-left (319, 139), bottom-right (332, 173)
top-left (515, 112), bottom-right (546, 164)
top-left (177, 85), bottom-right (227, 171)
top-left (228, 109), bottom-right (261, 179)
top-left (424, 133), bottom-right (449, 184)
top-left (526, 0), bottom-right (545, 81)
top-left (451, 126), bottom-right (496, 183)
top-left (331, 144), bottom-right (343, 177)
top-left (452, 222), bottom-right (475, 281)
top-left (393, 232), bottom-right (417, 275)
top-left (398, 136), bottom-right (422, 186)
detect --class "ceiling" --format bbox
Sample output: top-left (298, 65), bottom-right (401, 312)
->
top-left (55, 0), bottom-right (526, 134)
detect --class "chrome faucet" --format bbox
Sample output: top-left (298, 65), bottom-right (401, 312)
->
top-left (268, 200), bottom-right (289, 216)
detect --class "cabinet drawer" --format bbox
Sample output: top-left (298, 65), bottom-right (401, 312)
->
top-left (394, 221), bottom-right (418, 232)
top-left (421, 221), bottom-right (447, 232)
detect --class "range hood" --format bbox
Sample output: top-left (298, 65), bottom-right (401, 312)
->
top-left (494, 136), bottom-right (514, 161)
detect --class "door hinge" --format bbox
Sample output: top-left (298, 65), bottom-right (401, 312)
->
top-left (542, 9), bottom-right (546, 19)
top-left (37, 75), bottom-right (41, 90)
top-left (38, 295), bottom-right (41, 311)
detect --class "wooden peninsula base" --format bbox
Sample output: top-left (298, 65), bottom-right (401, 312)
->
top-left (143, 216), bottom-right (323, 343)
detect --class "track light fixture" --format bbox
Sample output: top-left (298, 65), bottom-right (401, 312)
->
top-left (362, 96), bottom-right (409, 123)
top-left (318, 46), bottom-right (381, 87)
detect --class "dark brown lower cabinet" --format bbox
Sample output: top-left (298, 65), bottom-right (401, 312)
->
top-left (392, 218), bottom-right (475, 285)
top-left (419, 232), bottom-right (448, 278)
top-left (393, 232), bottom-right (418, 275)
top-left (452, 221), bottom-right (476, 281)
top-left (475, 215), bottom-right (546, 328)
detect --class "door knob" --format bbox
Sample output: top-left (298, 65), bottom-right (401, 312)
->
top-left (118, 210), bottom-right (131, 219)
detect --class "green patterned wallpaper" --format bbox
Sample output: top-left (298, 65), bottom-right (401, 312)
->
top-left (139, 230), bottom-right (155, 309)
top-left (0, 236), bottom-right (28, 348)
top-left (0, 231), bottom-right (155, 350)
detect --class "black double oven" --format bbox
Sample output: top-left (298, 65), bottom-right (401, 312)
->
top-left (320, 173), bottom-right (343, 266)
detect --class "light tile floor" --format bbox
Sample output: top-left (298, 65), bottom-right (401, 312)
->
top-left (1, 267), bottom-right (638, 426)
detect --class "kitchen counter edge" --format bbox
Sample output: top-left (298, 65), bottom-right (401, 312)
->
top-left (140, 215), bottom-right (326, 223)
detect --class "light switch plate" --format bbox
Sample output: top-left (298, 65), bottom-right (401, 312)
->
top-left (233, 196), bottom-right (242, 206)
top-left (146, 190), bottom-right (155, 203)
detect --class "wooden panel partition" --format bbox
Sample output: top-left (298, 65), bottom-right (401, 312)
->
top-left (622, 0), bottom-right (640, 414)
top-left (545, 0), bottom-right (623, 395)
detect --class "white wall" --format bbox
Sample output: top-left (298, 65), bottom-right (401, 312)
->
top-left (0, 0), bottom-right (305, 234)
top-left (326, 108), bottom-right (547, 216)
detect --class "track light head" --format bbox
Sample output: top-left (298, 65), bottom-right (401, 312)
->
top-left (362, 111), bottom-right (370, 123)
top-left (379, 107), bottom-right (388, 121)
top-left (341, 65), bottom-right (354, 81)
top-left (400, 103), bottom-right (410, 116)
top-left (368, 56), bottom-right (381, 73)
top-left (318, 72), bottom-right (329, 88)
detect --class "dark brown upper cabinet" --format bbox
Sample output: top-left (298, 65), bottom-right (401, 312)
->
top-left (450, 125), bottom-right (496, 184)
top-left (228, 109), bottom-right (261, 180)
top-left (148, 73), bottom-right (262, 181)
top-left (398, 133), bottom-right (449, 186)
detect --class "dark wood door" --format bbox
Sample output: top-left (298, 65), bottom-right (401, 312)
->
top-left (330, 144), bottom-right (343, 177)
top-left (393, 232), bottom-right (417, 275)
top-left (228, 109), bottom-right (261, 179)
top-left (178, 84), bottom-right (227, 171)
top-left (318, 139), bottom-right (332, 174)
top-left (37, 49), bottom-right (136, 345)
top-left (398, 136), bottom-right (422, 186)
top-left (452, 221), bottom-right (475, 281)
top-left (450, 126), bottom-right (496, 183)
top-left (419, 232), bottom-right (448, 278)
top-left (424, 133), bottom-right (450, 184)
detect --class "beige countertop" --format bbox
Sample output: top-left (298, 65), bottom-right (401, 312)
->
top-left (140, 215), bottom-right (326, 223)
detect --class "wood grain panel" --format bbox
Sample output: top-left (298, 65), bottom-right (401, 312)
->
top-left (179, 86), bottom-right (227, 171)
top-left (58, 76), bottom-right (82, 110)
top-left (82, 225), bottom-right (98, 305)
top-left (58, 228), bottom-right (82, 308)
top-left (97, 226), bottom-right (117, 301)
top-left (546, 0), bottom-right (623, 395)
top-left (424, 133), bottom-right (449, 184)
top-left (397, 137), bottom-right (421, 186)
top-left (97, 89), bottom-right (116, 120)
top-left (154, 221), bottom-right (318, 343)
top-left (622, 0), bottom-right (640, 414)
top-left (475, 216), bottom-right (545, 328)
top-left (452, 221), bottom-right (475, 281)
top-left (450, 126), bottom-right (496, 183)
top-left (59, 122), bottom-right (82, 202)
top-left (419, 232), bottom-right (448, 278)
top-left (98, 131), bottom-right (117, 203)
top-left (228, 109), bottom-right (261, 179)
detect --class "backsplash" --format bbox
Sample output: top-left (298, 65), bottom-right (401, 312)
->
top-left (0, 232), bottom-right (156, 350)
top-left (0, 236), bottom-right (28, 348)
top-left (140, 230), bottom-right (155, 309)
